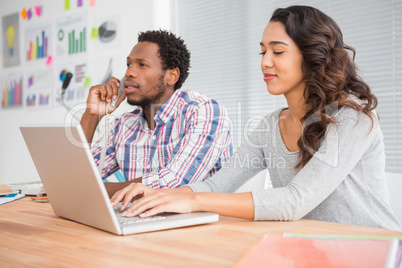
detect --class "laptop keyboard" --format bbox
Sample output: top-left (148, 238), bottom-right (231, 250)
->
top-left (114, 207), bottom-right (166, 225)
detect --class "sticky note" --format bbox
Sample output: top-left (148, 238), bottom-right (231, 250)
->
top-left (34, 6), bottom-right (42, 17)
top-left (90, 27), bottom-right (99, 39)
top-left (78, 0), bottom-right (83, 7)
top-left (28, 76), bottom-right (34, 87)
top-left (83, 77), bottom-right (92, 87)
top-left (65, 0), bottom-right (70, 10)
top-left (89, 0), bottom-right (96, 7)
top-left (21, 8), bottom-right (27, 20)
top-left (27, 8), bottom-right (32, 20)
top-left (46, 56), bottom-right (53, 66)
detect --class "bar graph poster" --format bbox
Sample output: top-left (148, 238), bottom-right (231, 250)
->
top-left (56, 13), bottom-right (87, 57)
top-left (25, 24), bottom-right (52, 62)
top-left (54, 59), bottom-right (88, 106)
top-left (2, 13), bottom-right (20, 67)
top-left (25, 68), bottom-right (53, 109)
top-left (1, 72), bottom-right (23, 109)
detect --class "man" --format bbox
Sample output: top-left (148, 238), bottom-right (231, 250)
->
top-left (80, 30), bottom-right (233, 197)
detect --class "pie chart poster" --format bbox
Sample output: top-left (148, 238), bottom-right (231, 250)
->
top-left (91, 14), bottom-right (121, 50)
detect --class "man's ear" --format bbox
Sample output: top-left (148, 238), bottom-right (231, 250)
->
top-left (166, 68), bottom-right (180, 86)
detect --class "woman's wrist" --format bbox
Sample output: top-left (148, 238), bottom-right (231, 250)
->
top-left (191, 192), bottom-right (203, 212)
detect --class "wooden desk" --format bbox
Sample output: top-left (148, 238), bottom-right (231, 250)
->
top-left (1, 198), bottom-right (401, 267)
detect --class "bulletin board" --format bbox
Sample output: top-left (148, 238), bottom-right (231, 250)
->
top-left (0, 0), bottom-right (124, 111)
top-left (0, 0), bottom-right (156, 185)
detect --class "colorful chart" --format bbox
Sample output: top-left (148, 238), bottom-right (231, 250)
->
top-left (25, 68), bottom-right (53, 109)
top-left (59, 69), bottom-right (71, 82)
top-left (26, 30), bottom-right (48, 61)
top-left (1, 78), bottom-right (23, 107)
top-left (56, 60), bottom-right (88, 105)
top-left (26, 94), bottom-right (36, 106)
top-left (26, 93), bottom-right (50, 106)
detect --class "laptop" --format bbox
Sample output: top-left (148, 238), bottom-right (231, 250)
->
top-left (19, 124), bottom-right (219, 235)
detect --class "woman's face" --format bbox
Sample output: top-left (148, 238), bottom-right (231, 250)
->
top-left (260, 21), bottom-right (305, 97)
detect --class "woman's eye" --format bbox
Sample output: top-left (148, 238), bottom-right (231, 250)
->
top-left (259, 52), bottom-right (266, 56)
top-left (126, 63), bottom-right (131, 68)
top-left (274, 51), bottom-right (284, 55)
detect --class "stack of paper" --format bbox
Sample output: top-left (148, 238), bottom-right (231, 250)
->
top-left (8, 181), bottom-right (46, 196)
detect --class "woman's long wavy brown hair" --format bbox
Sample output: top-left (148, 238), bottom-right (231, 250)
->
top-left (270, 6), bottom-right (378, 168)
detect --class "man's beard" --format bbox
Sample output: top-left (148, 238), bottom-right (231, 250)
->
top-left (127, 74), bottom-right (166, 109)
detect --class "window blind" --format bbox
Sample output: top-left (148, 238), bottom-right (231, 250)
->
top-left (170, 0), bottom-right (402, 173)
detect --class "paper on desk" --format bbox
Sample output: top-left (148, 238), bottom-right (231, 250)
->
top-left (0, 194), bottom-right (25, 205)
top-left (8, 181), bottom-right (46, 196)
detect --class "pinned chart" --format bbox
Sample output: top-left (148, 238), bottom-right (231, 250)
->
top-left (2, 13), bottom-right (20, 67)
top-left (25, 68), bottom-right (53, 109)
top-left (26, 93), bottom-right (49, 106)
top-left (91, 14), bottom-right (121, 50)
top-left (55, 59), bottom-right (88, 105)
top-left (56, 13), bottom-right (87, 57)
top-left (1, 75), bottom-right (23, 108)
top-left (67, 27), bottom-right (86, 54)
top-left (25, 24), bottom-right (51, 61)
top-left (98, 21), bottom-right (116, 43)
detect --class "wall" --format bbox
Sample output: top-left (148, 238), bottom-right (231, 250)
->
top-left (0, 0), bottom-right (168, 184)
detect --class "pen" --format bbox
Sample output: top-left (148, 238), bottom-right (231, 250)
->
top-left (0, 192), bottom-right (19, 198)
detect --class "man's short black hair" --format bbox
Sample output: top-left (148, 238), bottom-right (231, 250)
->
top-left (138, 30), bottom-right (190, 90)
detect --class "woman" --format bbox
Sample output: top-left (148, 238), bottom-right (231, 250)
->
top-left (110, 5), bottom-right (400, 230)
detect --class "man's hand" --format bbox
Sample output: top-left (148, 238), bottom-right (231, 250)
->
top-left (85, 76), bottom-right (126, 116)
top-left (80, 76), bottom-right (127, 144)
top-left (110, 183), bottom-right (158, 210)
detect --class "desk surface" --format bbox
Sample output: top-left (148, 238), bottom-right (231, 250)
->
top-left (1, 198), bottom-right (401, 267)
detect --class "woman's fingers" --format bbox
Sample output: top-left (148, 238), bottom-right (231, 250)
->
top-left (122, 192), bottom-right (166, 217)
top-left (111, 183), bottom-right (137, 207)
top-left (123, 192), bottom-right (195, 218)
top-left (111, 183), bottom-right (155, 210)
top-left (111, 183), bottom-right (196, 218)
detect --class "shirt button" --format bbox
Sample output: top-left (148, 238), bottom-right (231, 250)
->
top-left (152, 136), bottom-right (156, 140)
top-left (147, 165), bottom-right (150, 168)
